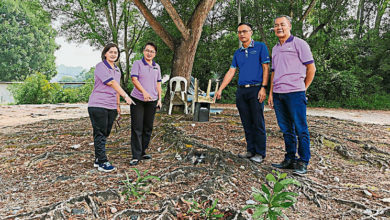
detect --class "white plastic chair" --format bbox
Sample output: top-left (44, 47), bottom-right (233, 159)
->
top-left (168, 76), bottom-right (188, 115)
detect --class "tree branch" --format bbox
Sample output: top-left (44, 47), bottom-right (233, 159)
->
top-left (188, 0), bottom-right (217, 36)
top-left (160, 0), bottom-right (190, 40)
top-left (299, 0), bottom-right (316, 22)
top-left (132, 0), bottom-right (175, 51)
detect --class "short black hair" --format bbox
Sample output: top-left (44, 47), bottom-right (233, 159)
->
top-left (101, 43), bottom-right (120, 62)
top-left (143, 42), bottom-right (157, 52)
top-left (238, 22), bottom-right (253, 30)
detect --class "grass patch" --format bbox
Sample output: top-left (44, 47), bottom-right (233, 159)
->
top-left (323, 139), bottom-right (338, 149)
top-left (309, 93), bottom-right (390, 110)
top-left (26, 144), bottom-right (46, 150)
top-left (4, 145), bottom-right (18, 149)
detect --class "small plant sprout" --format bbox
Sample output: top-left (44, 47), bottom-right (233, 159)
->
top-left (186, 198), bottom-right (224, 219)
top-left (243, 170), bottom-right (301, 220)
top-left (121, 168), bottom-right (160, 202)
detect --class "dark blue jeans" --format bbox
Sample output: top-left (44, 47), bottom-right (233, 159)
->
top-left (273, 91), bottom-right (310, 164)
top-left (236, 86), bottom-right (266, 157)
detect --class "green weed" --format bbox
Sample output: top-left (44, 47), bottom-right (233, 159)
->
top-left (121, 168), bottom-right (160, 203)
top-left (187, 199), bottom-right (224, 219)
top-left (243, 170), bottom-right (301, 220)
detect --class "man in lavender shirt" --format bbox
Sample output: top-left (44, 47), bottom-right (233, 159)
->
top-left (268, 15), bottom-right (316, 175)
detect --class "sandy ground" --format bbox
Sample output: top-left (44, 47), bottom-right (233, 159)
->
top-left (1, 103), bottom-right (390, 134)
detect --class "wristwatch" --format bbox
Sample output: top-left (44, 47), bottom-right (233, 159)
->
top-left (261, 85), bottom-right (268, 89)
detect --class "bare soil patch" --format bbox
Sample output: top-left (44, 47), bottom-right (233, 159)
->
top-left (0, 106), bottom-right (389, 219)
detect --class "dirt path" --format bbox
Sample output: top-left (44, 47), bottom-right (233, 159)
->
top-left (1, 104), bottom-right (389, 133)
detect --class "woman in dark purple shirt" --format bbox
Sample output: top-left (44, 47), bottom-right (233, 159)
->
top-left (129, 42), bottom-right (162, 166)
top-left (88, 43), bottom-right (134, 172)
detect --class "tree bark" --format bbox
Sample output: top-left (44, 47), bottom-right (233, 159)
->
top-left (300, 0), bottom-right (316, 22)
top-left (374, 0), bottom-right (390, 32)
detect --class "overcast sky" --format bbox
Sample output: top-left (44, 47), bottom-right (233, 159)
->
top-left (54, 37), bottom-right (101, 70)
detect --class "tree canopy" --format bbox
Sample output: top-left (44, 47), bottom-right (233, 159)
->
top-left (0, 0), bottom-right (57, 81)
top-left (42, 0), bottom-right (147, 92)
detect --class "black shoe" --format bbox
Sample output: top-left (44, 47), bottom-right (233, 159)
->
top-left (293, 161), bottom-right (307, 175)
top-left (129, 159), bottom-right (139, 166)
top-left (142, 154), bottom-right (152, 160)
top-left (271, 159), bottom-right (296, 169)
top-left (238, 151), bottom-right (255, 158)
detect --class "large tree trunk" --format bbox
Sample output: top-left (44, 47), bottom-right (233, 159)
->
top-left (132, 0), bottom-right (217, 111)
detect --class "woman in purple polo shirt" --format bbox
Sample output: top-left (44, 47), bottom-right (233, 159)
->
top-left (129, 42), bottom-right (162, 166)
top-left (88, 43), bottom-right (134, 172)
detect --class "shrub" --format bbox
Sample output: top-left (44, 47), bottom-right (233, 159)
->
top-left (9, 73), bottom-right (56, 104)
top-left (243, 170), bottom-right (301, 220)
top-left (9, 73), bottom-right (94, 104)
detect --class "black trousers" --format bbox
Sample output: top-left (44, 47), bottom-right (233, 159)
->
top-left (130, 97), bottom-right (157, 160)
top-left (88, 107), bottom-right (117, 163)
top-left (236, 86), bottom-right (267, 157)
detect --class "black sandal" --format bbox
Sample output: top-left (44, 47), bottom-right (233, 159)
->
top-left (129, 159), bottom-right (139, 166)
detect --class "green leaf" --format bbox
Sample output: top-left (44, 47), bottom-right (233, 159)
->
top-left (252, 205), bottom-right (268, 219)
top-left (279, 178), bottom-right (301, 187)
top-left (261, 184), bottom-right (271, 196)
top-left (266, 174), bottom-right (277, 183)
top-left (267, 209), bottom-right (278, 220)
top-left (274, 182), bottom-right (285, 193)
top-left (142, 175), bottom-right (160, 181)
top-left (253, 193), bottom-right (268, 203)
top-left (280, 202), bottom-right (294, 208)
top-left (271, 192), bottom-right (298, 205)
top-left (242, 204), bottom-right (256, 210)
top-left (211, 199), bottom-right (218, 209)
top-left (213, 213), bottom-right (224, 218)
top-left (279, 172), bottom-right (288, 179)
top-left (131, 168), bottom-right (141, 177)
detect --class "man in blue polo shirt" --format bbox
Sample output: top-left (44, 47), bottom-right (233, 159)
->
top-left (215, 22), bottom-right (270, 163)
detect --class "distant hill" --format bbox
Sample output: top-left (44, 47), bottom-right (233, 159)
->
top-left (50, 65), bottom-right (86, 82)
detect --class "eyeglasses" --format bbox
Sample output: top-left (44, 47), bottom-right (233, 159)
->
top-left (237, 30), bottom-right (251, 35)
top-left (144, 49), bottom-right (156, 54)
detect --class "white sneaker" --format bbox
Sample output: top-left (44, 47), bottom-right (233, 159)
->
top-left (250, 154), bottom-right (264, 163)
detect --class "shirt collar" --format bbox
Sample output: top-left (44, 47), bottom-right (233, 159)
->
top-left (240, 39), bottom-right (255, 51)
top-left (103, 59), bottom-right (117, 69)
top-left (278, 35), bottom-right (294, 45)
top-left (142, 57), bottom-right (156, 66)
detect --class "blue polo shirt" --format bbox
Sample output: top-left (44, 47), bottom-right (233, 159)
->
top-left (231, 40), bottom-right (270, 85)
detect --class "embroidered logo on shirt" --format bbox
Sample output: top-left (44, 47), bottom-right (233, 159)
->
top-left (250, 50), bottom-right (257, 54)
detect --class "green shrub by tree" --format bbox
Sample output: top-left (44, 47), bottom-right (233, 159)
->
top-left (9, 73), bottom-right (56, 104)
top-left (243, 170), bottom-right (301, 220)
top-left (9, 73), bottom-right (93, 104)
top-left (121, 168), bottom-right (160, 203)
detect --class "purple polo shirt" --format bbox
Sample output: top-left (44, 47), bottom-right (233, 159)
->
top-left (88, 60), bottom-right (121, 109)
top-left (130, 58), bottom-right (162, 101)
top-left (271, 35), bottom-right (314, 93)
